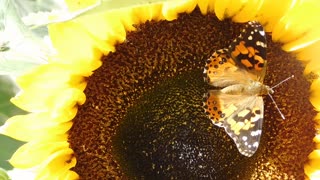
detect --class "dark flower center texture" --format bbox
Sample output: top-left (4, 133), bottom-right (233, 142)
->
top-left (68, 8), bottom-right (316, 179)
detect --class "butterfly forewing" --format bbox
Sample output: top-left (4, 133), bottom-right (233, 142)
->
top-left (228, 21), bottom-right (267, 80)
top-left (203, 49), bottom-right (254, 87)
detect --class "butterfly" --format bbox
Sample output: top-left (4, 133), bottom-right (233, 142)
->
top-left (203, 21), bottom-right (270, 157)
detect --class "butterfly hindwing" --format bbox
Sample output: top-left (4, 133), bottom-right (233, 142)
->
top-left (222, 95), bottom-right (264, 157)
top-left (203, 90), bottom-right (264, 157)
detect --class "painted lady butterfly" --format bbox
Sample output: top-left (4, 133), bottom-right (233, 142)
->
top-left (203, 21), bottom-right (269, 157)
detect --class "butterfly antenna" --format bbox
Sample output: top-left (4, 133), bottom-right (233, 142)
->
top-left (268, 75), bottom-right (294, 120)
top-left (268, 93), bottom-right (285, 120)
top-left (271, 75), bottom-right (295, 90)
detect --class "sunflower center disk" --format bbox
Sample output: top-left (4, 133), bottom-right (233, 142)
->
top-left (68, 9), bottom-right (316, 179)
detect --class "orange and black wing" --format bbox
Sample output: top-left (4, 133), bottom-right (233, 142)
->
top-left (228, 21), bottom-right (267, 79)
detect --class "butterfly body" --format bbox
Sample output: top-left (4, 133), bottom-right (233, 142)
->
top-left (203, 21), bottom-right (268, 157)
top-left (220, 81), bottom-right (273, 96)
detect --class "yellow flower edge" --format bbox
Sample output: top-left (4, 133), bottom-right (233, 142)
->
top-left (1, 0), bottom-right (320, 179)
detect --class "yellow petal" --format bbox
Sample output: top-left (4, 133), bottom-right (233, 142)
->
top-left (272, 0), bottom-right (320, 43)
top-left (9, 135), bottom-right (69, 168)
top-left (35, 148), bottom-right (77, 180)
top-left (74, 10), bottom-right (129, 54)
top-left (282, 30), bottom-right (320, 52)
top-left (214, 0), bottom-right (232, 20)
top-left (11, 86), bottom-right (85, 112)
top-left (256, 0), bottom-right (295, 32)
top-left (305, 58), bottom-right (320, 75)
top-left (231, 0), bottom-right (264, 23)
top-left (305, 150), bottom-right (320, 180)
top-left (224, 0), bottom-right (246, 19)
top-left (48, 22), bottom-right (103, 74)
top-left (63, 170), bottom-right (79, 180)
top-left (16, 64), bottom-right (86, 91)
top-left (314, 133), bottom-right (320, 149)
top-left (295, 40), bottom-right (320, 63)
top-left (310, 79), bottom-right (320, 111)
top-left (132, 4), bottom-right (164, 23)
top-left (197, 0), bottom-right (216, 15)
top-left (2, 113), bottom-right (73, 141)
top-left (162, 0), bottom-right (197, 21)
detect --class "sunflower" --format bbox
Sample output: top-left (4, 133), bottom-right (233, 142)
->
top-left (1, 0), bottom-right (320, 179)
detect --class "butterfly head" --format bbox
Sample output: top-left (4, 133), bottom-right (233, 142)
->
top-left (248, 81), bottom-right (274, 96)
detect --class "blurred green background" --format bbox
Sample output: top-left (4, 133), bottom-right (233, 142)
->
top-left (0, 76), bottom-right (26, 171)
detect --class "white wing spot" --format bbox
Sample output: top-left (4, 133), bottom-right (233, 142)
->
top-left (248, 35), bottom-right (253, 40)
top-left (242, 136), bottom-right (248, 141)
top-left (256, 41), bottom-right (267, 48)
top-left (251, 130), bottom-right (262, 136)
top-left (251, 115), bottom-right (260, 122)
top-left (253, 142), bottom-right (259, 147)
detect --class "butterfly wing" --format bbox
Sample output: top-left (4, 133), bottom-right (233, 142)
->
top-left (203, 90), bottom-right (263, 157)
top-left (203, 21), bottom-right (267, 157)
top-left (228, 21), bottom-right (267, 82)
top-left (203, 48), bottom-right (255, 87)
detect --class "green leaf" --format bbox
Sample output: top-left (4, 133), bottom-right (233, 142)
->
top-left (0, 0), bottom-right (49, 76)
top-left (0, 76), bottom-right (27, 126)
top-left (0, 61), bottom-right (41, 77)
top-left (0, 168), bottom-right (10, 180)
top-left (0, 134), bottom-right (25, 170)
top-left (0, 76), bottom-right (26, 170)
